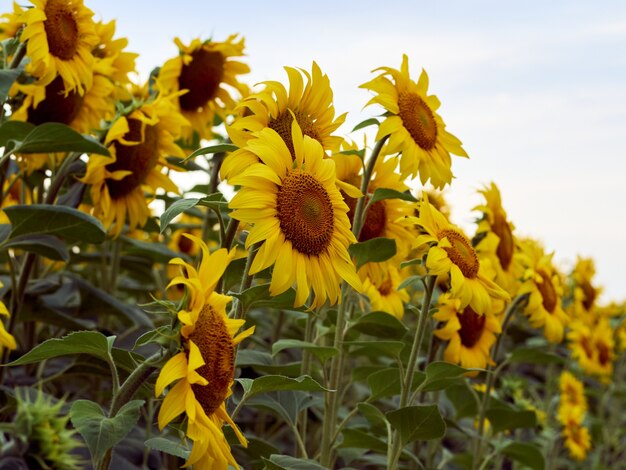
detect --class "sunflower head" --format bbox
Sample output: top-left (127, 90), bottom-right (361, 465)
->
top-left (360, 54), bottom-right (468, 188)
top-left (562, 417), bottom-right (592, 461)
top-left (0, 2), bottom-right (25, 40)
top-left (557, 371), bottom-right (587, 425)
top-left (571, 257), bottom-right (601, 319)
top-left (361, 263), bottom-right (410, 319)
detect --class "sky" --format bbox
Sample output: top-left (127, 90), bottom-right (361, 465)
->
top-left (4, 0), bottom-right (625, 301)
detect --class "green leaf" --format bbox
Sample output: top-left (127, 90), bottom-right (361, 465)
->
top-left (239, 375), bottom-right (330, 399)
top-left (124, 236), bottom-right (181, 263)
top-left (348, 311), bottom-right (408, 339)
top-left (367, 368), bottom-right (424, 401)
top-left (272, 339), bottom-right (338, 363)
top-left (13, 123), bottom-right (110, 155)
top-left (500, 442), bottom-right (545, 470)
top-left (1, 234), bottom-right (69, 261)
top-left (345, 340), bottom-right (406, 358)
top-left (197, 192), bottom-right (229, 211)
top-left (485, 408), bottom-right (537, 434)
top-left (5, 205), bottom-right (106, 244)
top-left (70, 399), bottom-right (144, 464)
top-left (508, 347), bottom-right (564, 365)
top-left (184, 143), bottom-right (238, 162)
top-left (7, 331), bottom-right (112, 366)
top-left (351, 117), bottom-right (379, 132)
top-left (386, 405), bottom-right (446, 444)
top-left (144, 437), bottom-right (190, 460)
top-left (340, 428), bottom-right (388, 453)
top-left (0, 69), bottom-right (20, 101)
top-left (358, 402), bottom-right (388, 428)
top-left (338, 148), bottom-right (366, 159)
top-left (348, 237), bottom-right (397, 269)
top-left (446, 383), bottom-right (479, 419)
top-left (264, 455), bottom-right (327, 470)
top-left (369, 187), bottom-right (417, 204)
top-left (0, 120), bottom-right (34, 148)
top-left (417, 361), bottom-right (472, 392)
top-left (231, 284), bottom-right (304, 313)
top-left (159, 198), bottom-right (200, 233)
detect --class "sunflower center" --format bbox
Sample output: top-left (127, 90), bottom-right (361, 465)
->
top-left (581, 336), bottom-right (593, 359)
top-left (580, 280), bottom-right (597, 312)
top-left (536, 269), bottom-right (557, 313)
top-left (276, 171), bottom-right (334, 256)
top-left (359, 200), bottom-right (386, 242)
top-left (27, 75), bottom-right (84, 126)
top-left (458, 306), bottom-right (486, 348)
top-left (377, 276), bottom-right (393, 296)
top-left (188, 304), bottom-right (234, 416)
top-left (106, 118), bottom-right (160, 199)
top-left (439, 229), bottom-right (479, 278)
top-left (493, 211), bottom-right (514, 270)
top-left (177, 234), bottom-right (194, 254)
top-left (178, 48), bottom-right (225, 112)
top-left (398, 91), bottom-right (438, 150)
top-left (44, 0), bottom-right (79, 60)
top-left (269, 110), bottom-right (321, 158)
top-left (597, 341), bottom-right (610, 366)
top-left (564, 384), bottom-right (581, 406)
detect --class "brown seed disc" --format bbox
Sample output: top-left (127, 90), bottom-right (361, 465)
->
top-left (28, 75), bottom-right (84, 125)
top-left (178, 48), bottom-right (225, 112)
top-left (439, 229), bottom-right (480, 279)
top-left (397, 91), bottom-right (438, 150)
top-left (44, 0), bottom-right (79, 60)
top-left (536, 269), bottom-right (557, 313)
top-left (268, 110), bottom-right (321, 159)
top-left (493, 212), bottom-right (514, 271)
top-left (458, 306), bottom-right (486, 348)
top-left (359, 200), bottom-right (386, 242)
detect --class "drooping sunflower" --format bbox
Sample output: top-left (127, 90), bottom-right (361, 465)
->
top-left (156, 236), bottom-right (253, 470)
top-left (517, 239), bottom-right (569, 343)
top-left (434, 293), bottom-right (502, 370)
top-left (567, 318), bottom-right (614, 381)
top-left (473, 183), bottom-right (520, 296)
top-left (222, 62), bottom-right (346, 180)
top-left (81, 87), bottom-right (188, 237)
top-left (407, 195), bottom-right (509, 314)
top-left (20, 0), bottom-right (98, 95)
top-left (557, 371), bottom-right (587, 425)
top-left (228, 121), bottom-right (362, 308)
top-left (562, 416), bottom-right (591, 461)
top-left (362, 264), bottom-right (410, 319)
top-left (360, 54), bottom-right (468, 188)
top-left (159, 35), bottom-right (249, 141)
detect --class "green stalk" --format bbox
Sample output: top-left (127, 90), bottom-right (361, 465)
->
top-left (233, 241), bottom-right (260, 320)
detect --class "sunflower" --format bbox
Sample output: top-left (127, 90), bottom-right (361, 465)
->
top-left (0, 1), bottom-right (25, 40)
top-left (81, 86), bottom-right (188, 237)
top-left (228, 121), bottom-right (361, 308)
top-left (418, 188), bottom-right (451, 219)
top-left (156, 235), bottom-right (253, 470)
top-left (571, 257), bottom-right (601, 321)
top-left (0, 283), bottom-right (17, 353)
top-left (517, 240), bottom-right (569, 343)
top-left (557, 371), bottom-right (587, 425)
top-left (159, 35), bottom-right (249, 141)
top-left (407, 194), bottom-right (509, 314)
top-left (474, 183), bottom-right (520, 296)
top-left (360, 54), bottom-right (468, 188)
top-left (362, 264), bottom-right (409, 319)
top-left (222, 62), bottom-right (345, 180)
top-left (20, 0), bottom-right (98, 95)
top-left (567, 318), bottom-right (614, 381)
top-left (92, 20), bottom-right (137, 100)
top-left (562, 417), bottom-right (591, 461)
top-left (434, 293), bottom-right (502, 370)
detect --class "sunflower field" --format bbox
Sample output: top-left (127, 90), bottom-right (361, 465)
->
top-left (0, 1), bottom-right (624, 470)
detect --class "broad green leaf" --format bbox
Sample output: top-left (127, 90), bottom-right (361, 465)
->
top-left (7, 331), bottom-right (112, 366)
top-left (485, 408), bottom-right (537, 434)
top-left (184, 143), bottom-right (238, 162)
top-left (5, 205), bottom-right (106, 244)
top-left (0, 69), bottom-right (20, 101)
top-left (367, 368), bottom-right (425, 401)
top-left (508, 347), bottom-right (564, 365)
top-left (345, 340), bottom-right (405, 358)
top-left (348, 311), bottom-right (408, 339)
top-left (144, 437), bottom-right (190, 460)
top-left (13, 123), bottom-right (110, 155)
top-left (358, 402), bottom-right (388, 428)
top-left (1, 234), bottom-right (69, 261)
top-left (246, 390), bottom-right (313, 426)
top-left (264, 455), bottom-right (327, 470)
top-left (159, 198), bottom-right (200, 233)
top-left (446, 383), bottom-right (479, 419)
top-left (133, 326), bottom-right (175, 349)
top-left (348, 237), bottom-right (397, 269)
top-left (500, 442), bottom-right (545, 470)
top-left (340, 428), bottom-right (388, 453)
top-left (240, 375), bottom-right (330, 399)
top-left (338, 148), bottom-right (366, 159)
top-left (231, 285), bottom-right (303, 312)
top-left (70, 399), bottom-right (144, 464)
top-left (397, 275), bottom-right (423, 290)
top-left (197, 192), bottom-right (229, 211)
top-left (0, 120), bottom-right (34, 148)
top-left (272, 339), bottom-right (338, 363)
top-left (124, 236), bottom-right (181, 263)
top-left (386, 405), bottom-right (446, 444)
top-left (417, 361), bottom-right (473, 392)
top-left (351, 117), bottom-right (379, 132)
top-left (369, 187), bottom-right (417, 204)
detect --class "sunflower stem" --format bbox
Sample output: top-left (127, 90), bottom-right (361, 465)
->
top-left (221, 218), bottom-right (240, 250)
top-left (471, 293), bottom-right (529, 470)
top-left (297, 312), bottom-right (316, 457)
top-left (233, 241), bottom-right (259, 320)
top-left (352, 134), bottom-right (389, 238)
top-left (388, 275), bottom-right (436, 469)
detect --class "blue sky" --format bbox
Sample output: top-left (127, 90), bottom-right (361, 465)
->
top-left (5, 0), bottom-right (626, 301)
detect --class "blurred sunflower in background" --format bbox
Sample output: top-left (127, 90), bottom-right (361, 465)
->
top-left (360, 54), bottom-right (467, 188)
top-left (159, 35), bottom-right (249, 141)
top-left (362, 265), bottom-right (410, 319)
top-left (81, 86), bottom-right (188, 237)
top-left (0, 1), bottom-right (25, 40)
top-left (228, 121), bottom-right (361, 308)
top-left (570, 257), bottom-right (601, 321)
top-left (156, 236), bottom-right (254, 470)
top-left (567, 317), bottom-right (614, 381)
top-left (222, 62), bottom-right (345, 180)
